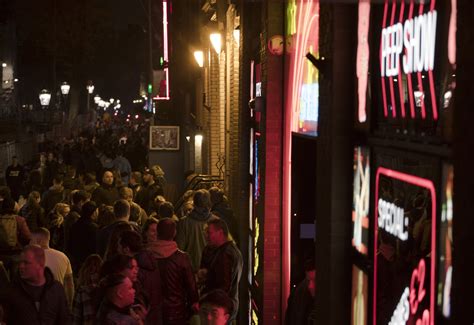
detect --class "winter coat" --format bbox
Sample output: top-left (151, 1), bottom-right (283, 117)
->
top-left (135, 250), bottom-right (163, 325)
top-left (41, 185), bottom-right (65, 215)
top-left (148, 240), bottom-right (198, 323)
top-left (63, 207), bottom-right (81, 253)
top-left (91, 184), bottom-right (119, 207)
top-left (1, 267), bottom-right (71, 325)
top-left (135, 182), bottom-right (163, 215)
top-left (68, 216), bottom-right (98, 272)
top-left (201, 241), bottom-right (243, 321)
top-left (176, 208), bottom-right (217, 271)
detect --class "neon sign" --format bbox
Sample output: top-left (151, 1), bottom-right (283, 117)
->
top-left (153, 0), bottom-right (170, 100)
top-left (374, 167), bottom-right (436, 325)
top-left (378, 0), bottom-right (439, 120)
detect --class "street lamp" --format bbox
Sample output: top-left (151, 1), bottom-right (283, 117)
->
top-left (86, 82), bottom-right (94, 113)
top-left (39, 89), bottom-right (51, 107)
top-left (94, 94), bottom-right (101, 104)
top-left (194, 51), bottom-right (204, 68)
top-left (210, 33), bottom-right (222, 54)
top-left (60, 82), bottom-right (70, 95)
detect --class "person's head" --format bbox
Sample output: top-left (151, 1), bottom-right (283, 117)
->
top-left (81, 201), bottom-right (98, 221)
top-left (130, 172), bottom-right (142, 186)
top-left (118, 230), bottom-right (142, 255)
top-left (66, 165), bottom-right (77, 177)
top-left (27, 191), bottom-right (41, 206)
top-left (100, 273), bottom-right (135, 308)
top-left (158, 201), bottom-right (174, 219)
top-left (199, 289), bottom-right (233, 325)
top-left (142, 168), bottom-right (156, 185)
top-left (19, 245), bottom-right (45, 284)
top-left (1, 197), bottom-right (16, 215)
top-left (180, 201), bottom-right (194, 218)
top-left (151, 165), bottom-right (165, 178)
top-left (182, 190), bottom-right (195, 203)
top-left (98, 205), bottom-right (115, 228)
top-left (153, 195), bottom-right (166, 212)
top-left (30, 228), bottom-right (50, 249)
top-left (209, 187), bottom-right (225, 206)
top-left (193, 189), bottom-right (212, 210)
top-left (72, 190), bottom-right (90, 208)
top-left (119, 186), bottom-right (134, 203)
top-left (113, 199), bottom-right (130, 221)
top-left (142, 217), bottom-right (158, 244)
top-left (77, 254), bottom-right (103, 287)
top-left (47, 152), bottom-right (55, 162)
top-left (52, 175), bottom-right (63, 186)
top-left (304, 258), bottom-right (316, 297)
top-left (54, 202), bottom-right (70, 217)
top-left (101, 254), bottom-right (139, 283)
top-left (156, 218), bottom-right (177, 241)
top-left (39, 152), bottom-right (46, 164)
top-left (102, 170), bottom-right (114, 186)
top-left (84, 172), bottom-right (97, 185)
top-left (11, 156), bottom-right (18, 166)
top-left (206, 218), bottom-right (230, 247)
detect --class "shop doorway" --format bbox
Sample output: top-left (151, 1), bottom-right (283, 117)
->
top-left (290, 133), bottom-right (317, 287)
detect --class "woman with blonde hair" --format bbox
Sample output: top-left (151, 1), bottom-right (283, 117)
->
top-left (72, 254), bottom-right (103, 325)
top-left (48, 202), bottom-right (70, 249)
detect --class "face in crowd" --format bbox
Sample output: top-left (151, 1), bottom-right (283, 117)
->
top-left (199, 303), bottom-right (230, 325)
top-left (117, 277), bottom-right (136, 307)
top-left (19, 250), bottom-right (44, 283)
top-left (102, 171), bottom-right (114, 186)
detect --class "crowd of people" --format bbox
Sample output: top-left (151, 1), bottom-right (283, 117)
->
top-left (0, 120), bottom-right (242, 325)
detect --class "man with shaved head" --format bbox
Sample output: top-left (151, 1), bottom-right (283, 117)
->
top-left (0, 245), bottom-right (70, 324)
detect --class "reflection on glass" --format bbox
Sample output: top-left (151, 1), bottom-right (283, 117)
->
top-left (351, 266), bottom-right (368, 325)
top-left (352, 147), bottom-right (370, 255)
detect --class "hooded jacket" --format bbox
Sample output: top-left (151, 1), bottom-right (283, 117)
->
top-left (2, 267), bottom-right (71, 325)
top-left (147, 240), bottom-right (198, 322)
top-left (175, 208), bottom-right (218, 271)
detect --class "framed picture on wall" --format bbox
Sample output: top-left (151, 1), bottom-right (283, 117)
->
top-left (149, 125), bottom-right (180, 150)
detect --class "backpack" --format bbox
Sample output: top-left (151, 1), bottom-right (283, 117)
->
top-left (0, 214), bottom-right (18, 248)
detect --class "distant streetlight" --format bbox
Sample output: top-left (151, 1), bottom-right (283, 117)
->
top-left (86, 84), bottom-right (94, 94)
top-left (194, 51), bottom-right (204, 68)
top-left (109, 98), bottom-right (114, 103)
top-left (2, 63), bottom-right (6, 68)
top-left (94, 94), bottom-right (101, 104)
top-left (39, 89), bottom-right (51, 107)
top-left (60, 82), bottom-right (70, 95)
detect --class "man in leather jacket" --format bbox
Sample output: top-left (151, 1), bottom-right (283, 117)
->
top-left (149, 218), bottom-right (199, 324)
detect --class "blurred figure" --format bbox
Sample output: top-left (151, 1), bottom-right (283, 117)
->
top-left (199, 289), bottom-right (234, 325)
top-left (136, 168), bottom-right (164, 215)
top-left (20, 191), bottom-right (46, 232)
top-left (200, 218), bottom-right (242, 322)
top-left (151, 218), bottom-right (198, 324)
top-left (5, 156), bottom-right (25, 201)
top-left (96, 273), bottom-right (145, 324)
top-left (63, 190), bottom-right (90, 252)
top-left (142, 217), bottom-right (158, 246)
top-left (1, 245), bottom-right (70, 324)
top-left (41, 175), bottom-right (65, 215)
top-left (72, 254), bottom-right (103, 325)
top-left (47, 202), bottom-right (70, 250)
top-left (68, 201), bottom-right (99, 272)
top-left (209, 187), bottom-right (237, 240)
top-left (176, 189), bottom-right (217, 271)
top-left (112, 149), bottom-right (132, 186)
top-left (30, 228), bottom-right (75, 308)
top-left (285, 259), bottom-right (316, 325)
top-left (129, 171), bottom-right (143, 199)
top-left (92, 170), bottom-right (119, 207)
top-left (119, 186), bottom-right (148, 227)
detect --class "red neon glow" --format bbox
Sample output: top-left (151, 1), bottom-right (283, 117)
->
top-left (154, 0), bottom-right (170, 100)
top-left (388, 0), bottom-right (397, 118)
top-left (397, 1), bottom-right (406, 118)
top-left (284, 0), bottom-right (319, 313)
top-left (448, 0), bottom-right (457, 66)
top-left (373, 167), bottom-right (436, 325)
top-left (356, 0), bottom-right (370, 123)
top-left (407, 0), bottom-right (416, 118)
top-left (428, 0), bottom-right (438, 120)
top-left (380, 1), bottom-right (389, 117)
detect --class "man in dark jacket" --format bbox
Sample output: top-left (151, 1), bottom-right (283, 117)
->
top-left (92, 170), bottom-right (119, 207)
top-left (41, 175), bottom-right (65, 215)
top-left (63, 190), bottom-right (90, 253)
top-left (1, 245), bottom-right (70, 324)
top-left (200, 218), bottom-right (243, 322)
top-left (148, 218), bottom-right (198, 324)
top-left (176, 189), bottom-right (218, 271)
top-left (209, 187), bottom-right (237, 241)
top-left (68, 201), bottom-right (98, 273)
top-left (5, 156), bottom-right (25, 201)
top-left (135, 168), bottom-right (163, 215)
